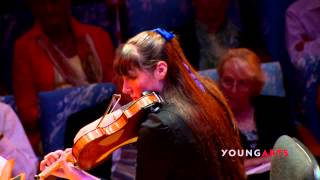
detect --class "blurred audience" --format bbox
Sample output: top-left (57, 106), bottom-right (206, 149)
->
top-left (285, 0), bottom-right (320, 152)
top-left (286, 0), bottom-right (320, 69)
top-left (0, 102), bottom-right (38, 179)
top-left (12, 0), bottom-right (115, 155)
top-left (217, 48), bottom-right (297, 179)
top-left (193, 0), bottom-right (239, 69)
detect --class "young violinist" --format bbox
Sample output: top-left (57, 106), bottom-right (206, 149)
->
top-left (39, 28), bottom-right (246, 180)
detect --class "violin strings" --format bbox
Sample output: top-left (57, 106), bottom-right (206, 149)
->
top-left (97, 94), bottom-right (122, 128)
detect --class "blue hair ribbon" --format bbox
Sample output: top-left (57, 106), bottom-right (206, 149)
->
top-left (152, 28), bottom-right (175, 41)
top-left (153, 28), bottom-right (204, 92)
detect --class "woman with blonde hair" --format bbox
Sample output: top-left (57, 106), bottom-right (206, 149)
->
top-left (218, 48), bottom-right (296, 179)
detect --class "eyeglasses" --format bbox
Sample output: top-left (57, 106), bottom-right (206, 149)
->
top-left (220, 77), bottom-right (251, 91)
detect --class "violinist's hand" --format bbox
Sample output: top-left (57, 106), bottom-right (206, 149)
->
top-left (39, 148), bottom-right (99, 180)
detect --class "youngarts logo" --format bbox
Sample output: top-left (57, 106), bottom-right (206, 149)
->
top-left (221, 149), bottom-right (288, 158)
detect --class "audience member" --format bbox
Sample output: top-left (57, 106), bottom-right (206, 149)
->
top-left (217, 48), bottom-right (297, 179)
top-left (192, 0), bottom-right (240, 69)
top-left (12, 0), bottom-right (115, 154)
top-left (0, 102), bottom-right (38, 179)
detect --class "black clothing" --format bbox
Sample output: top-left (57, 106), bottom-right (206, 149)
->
top-left (240, 95), bottom-right (297, 180)
top-left (136, 104), bottom-right (213, 180)
top-left (240, 95), bottom-right (297, 150)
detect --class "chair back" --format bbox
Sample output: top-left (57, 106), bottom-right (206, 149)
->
top-left (270, 135), bottom-right (320, 180)
top-left (0, 95), bottom-right (16, 112)
top-left (199, 61), bottom-right (286, 97)
top-left (39, 83), bottom-right (116, 154)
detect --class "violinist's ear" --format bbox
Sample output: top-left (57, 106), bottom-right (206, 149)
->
top-left (154, 61), bottom-right (167, 80)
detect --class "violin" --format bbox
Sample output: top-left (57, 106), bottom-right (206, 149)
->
top-left (35, 91), bottom-right (163, 179)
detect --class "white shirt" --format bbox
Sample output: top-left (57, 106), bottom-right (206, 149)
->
top-left (0, 102), bottom-right (38, 179)
top-left (55, 55), bottom-right (88, 88)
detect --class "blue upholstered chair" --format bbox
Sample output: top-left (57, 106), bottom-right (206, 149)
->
top-left (38, 83), bottom-right (116, 154)
top-left (270, 135), bottom-right (320, 180)
top-left (198, 61), bottom-right (286, 97)
top-left (0, 95), bottom-right (16, 111)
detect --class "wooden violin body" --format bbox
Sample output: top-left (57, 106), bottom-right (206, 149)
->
top-left (72, 92), bottom-right (163, 170)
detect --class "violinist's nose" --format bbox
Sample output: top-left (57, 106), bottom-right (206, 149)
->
top-left (122, 79), bottom-right (132, 95)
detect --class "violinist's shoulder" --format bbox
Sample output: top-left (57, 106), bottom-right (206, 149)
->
top-left (140, 104), bottom-right (175, 127)
top-left (143, 104), bottom-right (196, 145)
top-left (144, 104), bottom-right (184, 130)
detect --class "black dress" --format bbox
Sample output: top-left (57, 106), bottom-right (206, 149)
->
top-left (136, 104), bottom-right (214, 180)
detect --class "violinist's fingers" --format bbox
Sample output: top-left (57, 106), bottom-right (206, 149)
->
top-left (39, 157), bottom-right (55, 171)
top-left (39, 159), bottom-right (47, 171)
top-left (50, 157), bottom-right (76, 179)
top-left (65, 148), bottom-right (72, 153)
top-left (45, 151), bottom-right (62, 165)
top-left (44, 150), bottom-right (64, 160)
top-left (39, 158), bottom-right (57, 171)
top-left (46, 156), bottom-right (59, 165)
top-left (39, 150), bottom-right (65, 171)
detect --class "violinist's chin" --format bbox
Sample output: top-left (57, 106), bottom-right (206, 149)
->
top-left (129, 94), bottom-right (138, 100)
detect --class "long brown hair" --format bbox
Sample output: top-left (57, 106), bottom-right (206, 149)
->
top-left (114, 30), bottom-right (246, 179)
